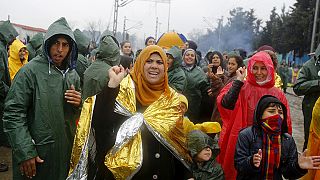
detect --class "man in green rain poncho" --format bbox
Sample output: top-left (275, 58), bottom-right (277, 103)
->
top-left (26, 32), bottom-right (44, 61)
top-left (0, 19), bottom-right (18, 172)
top-left (3, 17), bottom-right (81, 180)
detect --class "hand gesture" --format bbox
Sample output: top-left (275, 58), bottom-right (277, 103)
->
top-left (108, 65), bottom-right (127, 88)
top-left (253, 149), bottom-right (262, 168)
top-left (216, 66), bottom-right (224, 75)
top-left (236, 66), bottom-right (247, 82)
top-left (207, 63), bottom-right (214, 72)
top-left (298, 149), bottom-right (320, 170)
top-left (65, 84), bottom-right (81, 107)
top-left (20, 156), bottom-right (44, 178)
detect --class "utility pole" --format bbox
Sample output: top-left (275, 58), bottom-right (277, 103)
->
top-left (217, 16), bottom-right (223, 51)
top-left (113, 0), bottom-right (119, 36)
top-left (167, 0), bottom-right (171, 32)
top-left (123, 16), bottom-right (127, 41)
top-left (155, 17), bottom-right (159, 39)
top-left (311, 0), bottom-right (320, 52)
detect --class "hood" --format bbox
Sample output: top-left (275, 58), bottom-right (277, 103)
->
top-left (247, 51), bottom-right (275, 88)
top-left (95, 30), bottom-right (120, 66)
top-left (187, 130), bottom-right (215, 157)
top-left (167, 46), bottom-right (182, 71)
top-left (43, 17), bottom-right (78, 70)
top-left (0, 20), bottom-right (18, 45)
top-left (253, 95), bottom-right (288, 133)
top-left (73, 29), bottom-right (90, 55)
top-left (9, 39), bottom-right (28, 62)
top-left (29, 33), bottom-right (44, 50)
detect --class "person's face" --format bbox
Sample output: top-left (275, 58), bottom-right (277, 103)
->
top-left (49, 37), bottom-right (70, 66)
top-left (223, 54), bottom-right (228, 61)
top-left (143, 53), bottom-right (165, 85)
top-left (183, 51), bottom-right (196, 65)
top-left (180, 102), bottom-right (187, 115)
top-left (262, 105), bottom-right (284, 120)
top-left (227, 57), bottom-right (238, 74)
top-left (183, 42), bottom-right (189, 50)
top-left (19, 47), bottom-right (27, 60)
top-left (211, 54), bottom-right (221, 67)
top-left (167, 54), bottom-right (174, 69)
top-left (146, 38), bottom-right (155, 46)
top-left (122, 42), bottom-right (132, 55)
top-left (195, 147), bottom-right (212, 162)
top-left (252, 62), bottom-right (268, 82)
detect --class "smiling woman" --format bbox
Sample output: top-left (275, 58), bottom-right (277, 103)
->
top-left (68, 45), bottom-right (193, 179)
top-left (143, 53), bottom-right (165, 85)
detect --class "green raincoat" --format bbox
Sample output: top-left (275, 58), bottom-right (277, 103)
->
top-left (3, 17), bottom-right (80, 180)
top-left (82, 30), bottom-right (120, 99)
top-left (74, 29), bottom-right (91, 88)
top-left (293, 44), bottom-right (320, 149)
top-left (0, 20), bottom-right (18, 146)
top-left (187, 130), bottom-right (224, 180)
top-left (167, 46), bottom-right (186, 92)
top-left (26, 32), bottom-right (44, 61)
top-left (182, 64), bottom-right (210, 122)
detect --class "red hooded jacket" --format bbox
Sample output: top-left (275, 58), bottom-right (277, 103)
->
top-left (216, 51), bottom-right (292, 180)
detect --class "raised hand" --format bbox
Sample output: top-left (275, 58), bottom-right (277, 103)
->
top-left (65, 84), bottom-right (81, 107)
top-left (253, 149), bottom-right (262, 168)
top-left (108, 65), bottom-right (127, 88)
top-left (20, 156), bottom-right (44, 178)
top-left (298, 149), bottom-right (320, 170)
top-left (236, 66), bottom-right (247, 82)
top-left (216, 66), bottom-right (224, 75)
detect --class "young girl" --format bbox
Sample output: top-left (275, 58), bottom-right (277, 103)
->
top-left (235, 95), bottom-right (320, 179)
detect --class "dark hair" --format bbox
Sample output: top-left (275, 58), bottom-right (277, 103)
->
top-left (120, 41), bottom-right (131, 49)
top-left (145, 36), bottom-right (155, 46)
top-left (209, 51), bottom-right (223, 65)
top-left (120, 55), bottom-right (133, 69)
top-left (254, 95), bottom-right (288, 134)
top-left (187, 40), bottom-right (197, 51)
top-left (47, 34), bottom-right (72, 57)
top-left (234, 48), bottom-right (247, 59)
top-left (228, 54), bottom-right (244, 68)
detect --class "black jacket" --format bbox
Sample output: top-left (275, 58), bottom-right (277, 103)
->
top-left (235, 126), bottom-right (307, 180)
top-left (89, 85), bottom-right (192, 180)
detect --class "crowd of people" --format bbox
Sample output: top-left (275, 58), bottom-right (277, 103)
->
top-left (1, 17), bottom-right (320, 180)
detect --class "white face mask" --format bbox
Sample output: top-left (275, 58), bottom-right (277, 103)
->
top-left (256, 79), bottom-right (271, 86)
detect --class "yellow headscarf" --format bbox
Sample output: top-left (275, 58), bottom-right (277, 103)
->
top-left (8, 39), bottom-right (28, 81)
top-left (130, 45), bottom-right (170, 106)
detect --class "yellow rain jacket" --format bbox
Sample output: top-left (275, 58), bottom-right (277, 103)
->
top-left (8, 39), bottom-right (28, 81)
top-left (302, 97), bottom-right (320, 180)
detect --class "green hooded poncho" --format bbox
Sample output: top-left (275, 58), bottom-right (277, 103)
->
top-left (82, 30), bottom-right (120, 100)
top-left (73, 29), bottom-right (91, 88)
top-left (26, 32), bottom-right (44, 61)
top-left (167, 46), bottom-right (186, 93)
top-left (3, 17), bottom-right (81, 180)
top-left (0, 20), bottom-right (18, 146)
top-left (187, 130), bottom-right (224, 180)
top-left (293, 44), bottom-right (320, 149)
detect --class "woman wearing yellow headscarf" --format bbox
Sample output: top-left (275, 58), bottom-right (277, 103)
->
top-left (302, 97), bottom-right (320, 180)
top-left (8, 39), bottom-right (28, 81)
top-left (68, 45), bottom-right (192, 180)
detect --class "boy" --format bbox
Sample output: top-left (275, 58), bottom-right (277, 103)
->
top-left (235, 95), bottom-right (320, 179)
top-left (186, 130), bottom-right (224, 180)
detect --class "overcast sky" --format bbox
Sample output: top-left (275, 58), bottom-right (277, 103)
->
top-left (1, 0), bottom-right (296, 41)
